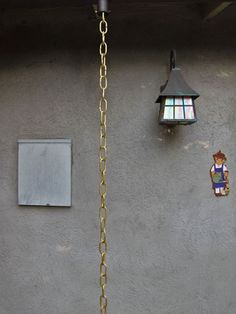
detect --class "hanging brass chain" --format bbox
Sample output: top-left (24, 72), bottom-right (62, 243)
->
top-left (99, 12), bottom-right (108, 314)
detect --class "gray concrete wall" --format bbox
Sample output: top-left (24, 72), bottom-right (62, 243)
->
top-left (0, 6), bottom-right (236, 314)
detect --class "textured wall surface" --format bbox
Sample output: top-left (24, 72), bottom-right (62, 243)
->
top-left (0, 6), bottom-right (236, 314)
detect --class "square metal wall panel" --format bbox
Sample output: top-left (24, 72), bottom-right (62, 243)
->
top-left (18, 139), bottom-right (72, 207)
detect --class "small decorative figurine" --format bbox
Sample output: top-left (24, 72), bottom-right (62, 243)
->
top-left (210, 151), bottom-right (229, 196)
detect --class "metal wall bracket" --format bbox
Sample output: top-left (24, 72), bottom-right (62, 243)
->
top-left (170, 49), bottom-right (176, 71)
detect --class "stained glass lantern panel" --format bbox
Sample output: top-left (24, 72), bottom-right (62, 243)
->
top-left (160, 96), bottom-right (196, 125)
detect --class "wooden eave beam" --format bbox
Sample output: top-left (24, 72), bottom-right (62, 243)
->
top-left (203, 1), bottom-right (232, 20)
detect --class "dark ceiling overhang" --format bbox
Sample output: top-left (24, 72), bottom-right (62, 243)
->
top-left (0, 1), bottom-right (234, 10)
top-left (0, 1), bottom-right (234, 21)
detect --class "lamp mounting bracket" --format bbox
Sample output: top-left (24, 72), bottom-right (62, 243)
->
top-left (170, 49), bottom-right (176, 71)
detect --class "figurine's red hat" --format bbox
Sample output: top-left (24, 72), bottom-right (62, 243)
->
top-left (213, 150), bottom-right (226, 160)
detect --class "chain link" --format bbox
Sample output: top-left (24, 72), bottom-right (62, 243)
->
top-left (99, 12), bottom-right (108, 314)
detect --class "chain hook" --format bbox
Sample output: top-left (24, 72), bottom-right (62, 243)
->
top-left (97, 0), bottom-right (110, 15)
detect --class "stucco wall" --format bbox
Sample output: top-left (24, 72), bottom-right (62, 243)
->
top-left (0, 7), bottom-right (236, 314)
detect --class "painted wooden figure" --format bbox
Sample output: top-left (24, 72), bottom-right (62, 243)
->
top-left (210, 150), bottom-right (229, 196)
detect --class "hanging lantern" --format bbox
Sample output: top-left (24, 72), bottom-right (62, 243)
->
top-left (156, 50), bottom-right (199, 125)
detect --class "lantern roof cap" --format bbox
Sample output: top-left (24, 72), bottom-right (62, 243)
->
top-left (156, 67), bottom-right (199, 103)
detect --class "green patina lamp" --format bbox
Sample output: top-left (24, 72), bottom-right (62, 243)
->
top-left (156, 50), bottom-right (200, 125)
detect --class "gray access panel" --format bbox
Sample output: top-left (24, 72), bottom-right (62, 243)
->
top-left (18, 139), bottom-right (72, 207)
